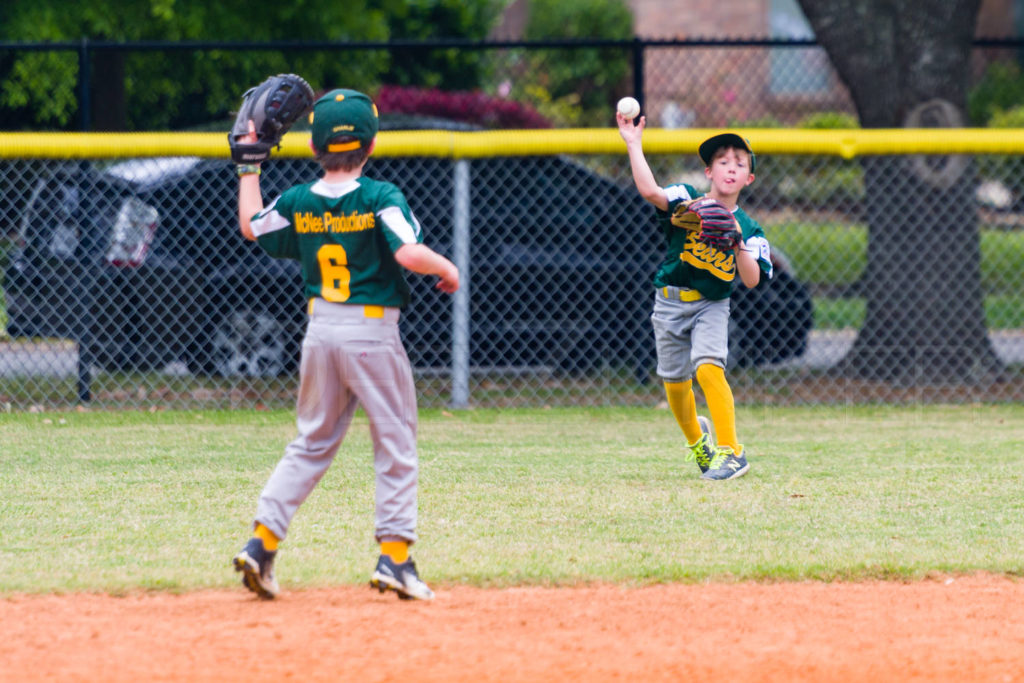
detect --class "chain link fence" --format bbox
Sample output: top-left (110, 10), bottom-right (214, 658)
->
top-left (1, 38), bottom-right (1023, 410)
top-left (2, 141), bottom-right (1022, 411)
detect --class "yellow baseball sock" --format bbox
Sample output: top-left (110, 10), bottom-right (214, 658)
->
top-left (663, 380), bottom-right (703, 444)
top-left (253, 523), bottom-right (279, 552)
top-left (381, 540), bottom-right (409, 564)
top-left (695, 364), bottom-right (740, 453)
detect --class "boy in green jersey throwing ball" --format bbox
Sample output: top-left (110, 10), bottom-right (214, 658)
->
top-left (232, 88), bottom-right (459, 600)
top-left (617, 112), bottom-right (772, 482)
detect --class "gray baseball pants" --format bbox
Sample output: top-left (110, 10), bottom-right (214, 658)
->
top-left (255, 299), bottom-right (419, 544)
top-left (650, 288), bottom-right (731, 381)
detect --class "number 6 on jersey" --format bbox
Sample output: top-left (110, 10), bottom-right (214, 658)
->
top-left (318, 243), bottom-right (351, 302)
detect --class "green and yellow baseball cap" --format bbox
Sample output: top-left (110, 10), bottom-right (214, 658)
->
top-left (698, 132), bottom-right (756, 172)
top-left (310, 89), bottom-right (379, 152)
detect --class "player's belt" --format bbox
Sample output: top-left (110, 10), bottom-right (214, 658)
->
top-left (308, 298), bottom-right (395, 321)
top-left (660, 286), bottom-right (703, 302)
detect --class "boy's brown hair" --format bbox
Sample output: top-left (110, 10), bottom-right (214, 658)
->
top-left (315, 136), bottom-right (371, 172)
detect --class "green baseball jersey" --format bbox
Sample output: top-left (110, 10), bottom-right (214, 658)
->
top-left (250, 177), bottom-right (423, 308)
top-left (653, 183), bottom-right (773, 300)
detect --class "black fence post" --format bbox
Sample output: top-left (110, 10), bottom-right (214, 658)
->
top-left (632, 37), bottom-right (645, 111)
top-left (77, 37), bottom-right (91, 132)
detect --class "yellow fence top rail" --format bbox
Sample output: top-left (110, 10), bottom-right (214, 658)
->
top-left (2, 128), bottom-right (1024, 159)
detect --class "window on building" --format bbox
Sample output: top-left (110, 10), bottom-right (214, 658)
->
top-left (769, 0), bottom-right (829, 95)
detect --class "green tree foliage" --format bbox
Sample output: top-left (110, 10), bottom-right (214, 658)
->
top-left (520, 0), bottom-right (634, 126)
top-left (386, 0), bottom-right (505, 89)
top-left (0, 0), bottom-right (503, 130)
top-left (967, 61), bottom-right (1024, 126)
top-left (797, 111), bottom-right (859, 129)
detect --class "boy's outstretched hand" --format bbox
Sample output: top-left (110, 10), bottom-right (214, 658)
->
top-left (617, 112), bottom-right (645, 145)
top-left (435, 263), bottom-right (460, 294)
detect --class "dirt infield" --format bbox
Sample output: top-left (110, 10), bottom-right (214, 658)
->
top-left (3, 574), bottom-right (1022, 682)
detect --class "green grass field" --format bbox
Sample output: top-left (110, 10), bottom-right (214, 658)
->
top-left (2, 405), bottom-right (1021, 594)
top-left (813, 292), bottom-right (1024, 329)
top-left (767, 220), bottom-right (1024, 294)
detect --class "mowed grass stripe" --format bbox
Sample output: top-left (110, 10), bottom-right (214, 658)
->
top-left (1, 405), bottom-right (1021, 593)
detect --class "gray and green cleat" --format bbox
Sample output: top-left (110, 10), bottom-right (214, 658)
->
top-left (701, 445), bottom-right (749, 481)
top-left (685, 416), bottom-right (716, 474)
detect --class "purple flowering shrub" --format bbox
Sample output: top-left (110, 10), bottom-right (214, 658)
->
top-left (376, 85), bottom-right (552, 129)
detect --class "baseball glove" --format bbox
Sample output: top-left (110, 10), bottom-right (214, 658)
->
top-left (228, 73), bottom-right (315, 164)
top-left (687, 197), bottom-right (742, 251)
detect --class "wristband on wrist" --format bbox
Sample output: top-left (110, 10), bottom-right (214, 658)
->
top-left (236, 164), bottom-right (261, 177)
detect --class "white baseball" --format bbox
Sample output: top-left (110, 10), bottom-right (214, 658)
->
top-left (617, 96), bottom-right (640, 119)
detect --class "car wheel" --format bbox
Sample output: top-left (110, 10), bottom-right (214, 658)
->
top-left (211, 309), bottom-right (288, 377)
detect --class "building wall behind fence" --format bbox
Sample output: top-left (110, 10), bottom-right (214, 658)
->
top-left (0, 129), bottom-right (1022, 411)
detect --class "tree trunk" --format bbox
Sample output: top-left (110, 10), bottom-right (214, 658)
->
top-left (797, 0), bottom-right (1001, 383)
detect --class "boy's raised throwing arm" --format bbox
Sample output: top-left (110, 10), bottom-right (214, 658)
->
top-left (617, 113), bottom-right (668, 212)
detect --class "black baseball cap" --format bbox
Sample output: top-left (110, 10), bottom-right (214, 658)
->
top-left (698, 133), bottom-right (756, 172)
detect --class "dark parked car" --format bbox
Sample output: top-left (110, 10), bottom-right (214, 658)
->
top-left (2, 147), bottom-right (811, 379)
